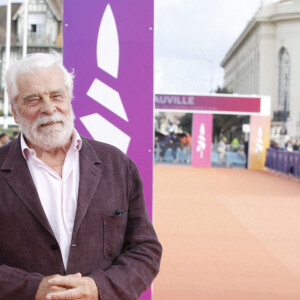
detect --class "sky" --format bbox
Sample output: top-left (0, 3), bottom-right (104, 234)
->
top-left (154, 0), bottom-right (262, 95)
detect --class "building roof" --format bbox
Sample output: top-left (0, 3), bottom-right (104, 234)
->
top-left (221, 0), bottom-right (300, 67)
top-left (0, 4), bottom-right (21, 45)
top-left (0, 0), bottom-right (62, 47)
top-left (12, 0), bottom-right (62, 21)
top-left (48, 0), bottom-right (62, 20)
top-left (220, 17), bottom-right (258, 67)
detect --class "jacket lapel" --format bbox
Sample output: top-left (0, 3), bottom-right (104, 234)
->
top-left (1, 136), bottom-right (103, 242)
top-left (72, 137), bottom-right (102, 239)
top-left (1, 138), bottom-right (55, 238)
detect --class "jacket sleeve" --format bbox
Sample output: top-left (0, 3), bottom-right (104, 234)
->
top-left (89, 159), bottom-right (162, 300)
top-left (0, 264), bottom-right (43, 300)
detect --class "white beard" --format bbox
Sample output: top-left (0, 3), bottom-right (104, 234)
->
top-left (18, 109), bottom-right (75, 151)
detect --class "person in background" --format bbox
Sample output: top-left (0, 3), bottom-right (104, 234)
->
top-left (12, 130), bottom-right (20, 139)
top-left (293, 139), bottom-right (300, 151)
top-left (217, 136), bottom-right (227, 166)
top-left (244, 139), bottom-right (249, 169)
top-left (171, 133), bottom-right (180, 163)
top-left (270, 140), bottom-right (279, 150)
top-left (0, 51), bottom-right (162, 300)
top-left (286, 139), bottom-right (293, 152)
top-left (185, 132), bottom-right (192, 164)
top-left (0, 133), bottom-right (10, 146)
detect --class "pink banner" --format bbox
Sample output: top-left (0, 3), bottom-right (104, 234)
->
top-left (192, 114), bottom-right (213, 167)
top-left (155, 94), bottom-right (261, 113)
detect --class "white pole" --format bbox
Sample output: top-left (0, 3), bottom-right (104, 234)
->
top-left (22, 0), bottom-right (28, 58)
top-left (209, 60), bottom-right (214, 93)
top-left (3, 0), bottom-right (11, 129)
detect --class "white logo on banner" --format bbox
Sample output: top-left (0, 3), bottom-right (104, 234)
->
top-left (196, 123), bottom-right (206, 158)
top-left (96, 4), bottom-right (119, 78)
top-left (87, 79), bottom-right (128, 122)
top-left (254, 126), bottom-right (263, 160)
top-left (80, 114), bottom-right (130, 153)
top-left (80, 4), bottom-right (130, 153)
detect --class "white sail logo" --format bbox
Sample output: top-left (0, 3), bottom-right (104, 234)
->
top-left (254, 126), bottom-right (263, 160)
top-left (80, 4), bottom-right (131, 154)
top-left (196, 123), bottom-right (206, 158)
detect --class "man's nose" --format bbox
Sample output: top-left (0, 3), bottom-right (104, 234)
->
top-left (40, 98), bottom-right (56, 115)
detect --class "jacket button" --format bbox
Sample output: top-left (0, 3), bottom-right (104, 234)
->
top-left (51, 244), bottom-right (59, 251)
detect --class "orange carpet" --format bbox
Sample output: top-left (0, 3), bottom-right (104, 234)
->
top-left (152, 166), bottom-right (300, 300)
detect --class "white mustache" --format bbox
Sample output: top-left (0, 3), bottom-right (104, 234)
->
top-left (33, 113), bottom-right (66, 130)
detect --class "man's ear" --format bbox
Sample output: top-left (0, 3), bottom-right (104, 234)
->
top-left (11, 103), bottom-right (19, 124)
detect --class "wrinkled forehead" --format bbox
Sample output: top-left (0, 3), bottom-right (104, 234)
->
top-left (17, 65), bottom-right (64, 82)
top-left (16, 66), bottom-right (68, 95)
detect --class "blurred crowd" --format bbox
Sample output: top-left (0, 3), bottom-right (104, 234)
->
top-left (270, 138), bottom-right (300, 152)
top-left (155, 132), bottom-right (192, 163)
top-left (0, 131), bottom-right (19, 147)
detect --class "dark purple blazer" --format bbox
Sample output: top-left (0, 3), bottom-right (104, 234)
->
top-left (0, 136), bottom-right (162, 300)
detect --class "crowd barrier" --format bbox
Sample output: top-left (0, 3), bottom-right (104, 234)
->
top-left (265, 148), bottom-right (300, 177)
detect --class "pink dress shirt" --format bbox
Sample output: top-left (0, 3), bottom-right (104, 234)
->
top-left (21, 130), bottom-right (82, 269)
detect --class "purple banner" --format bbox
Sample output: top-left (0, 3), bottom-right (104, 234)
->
top-left (191, 114), bottom-right (213, 167)
top-left (63, 2), bottom-right (153, 299)
top-left (155, 94), bottom-right (261, 113)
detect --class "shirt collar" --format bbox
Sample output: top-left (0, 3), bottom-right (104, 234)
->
top-left (21, 129), bottom-right (82, 160)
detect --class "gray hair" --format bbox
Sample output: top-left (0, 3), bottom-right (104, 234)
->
top-left (5, 50), bottom-right (74, 104)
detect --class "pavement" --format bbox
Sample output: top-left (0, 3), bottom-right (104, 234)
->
top-left (152, 166), bottom-right (300, 300)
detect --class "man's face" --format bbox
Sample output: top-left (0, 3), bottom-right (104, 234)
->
top-left (12, 66), bottom-right (74, 150)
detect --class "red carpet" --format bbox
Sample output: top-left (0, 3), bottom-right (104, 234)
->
top-left (153, 166), bottom-right (300, 300)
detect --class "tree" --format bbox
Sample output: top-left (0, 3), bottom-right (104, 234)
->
top-left (212, 86), bottom-right (248, 143)
top-left (178, 113), bottom-right (192, 134)
top-left (213, 114), bottom-right (249, 143)
top-left (215, 86), bottom-right (232, 94)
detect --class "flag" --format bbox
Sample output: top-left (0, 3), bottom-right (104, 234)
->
top-left (0, 0), bottom-right (24, 5)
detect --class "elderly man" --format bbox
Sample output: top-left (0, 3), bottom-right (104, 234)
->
top-left (0, 52), bottom-right (162, 300)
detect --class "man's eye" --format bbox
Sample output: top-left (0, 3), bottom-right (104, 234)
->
top-left (53, 94), bottom-right (63, 100)
top-left (52, 94), bottom-right (63, 98)
top-left (27, 98), bottom-right (39, 104)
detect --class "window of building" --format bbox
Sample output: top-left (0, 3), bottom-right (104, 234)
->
top-left (277, 47), bottom-right (290, 121)
top-left (28, 13), bottom-right (46, 34)
top-left (28, 13), bottom-right (47, 44)
top-left (31, 24), bottom-right (37, 32)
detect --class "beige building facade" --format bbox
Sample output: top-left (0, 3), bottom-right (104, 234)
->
top-left (0, 0), bottom-right (62, 113)
top-left (221, 0), bottom-right (300, 142)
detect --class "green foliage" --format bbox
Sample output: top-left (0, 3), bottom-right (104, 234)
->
top-left (215, 86), bottom-right (233, 94)
top-left (213, 115), bottom-right (249, 142)
top-left (178, 113), bottom-right (192, 134)
top-left (213, 115), bottom-right (238, 136)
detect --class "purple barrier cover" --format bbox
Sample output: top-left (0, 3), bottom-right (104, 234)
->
top-left (272, 149), bottom-right (278, 170)
top-left (265, 148), bottom-right (272, 168)
top-left (283, 153), bottom-right (289, 174)
top-left (266, 148), bottom-right (300, 177)
top-left (293, 153), bottom-right (300, 177)
top-left (277, 152), bottom-right (284, 173)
